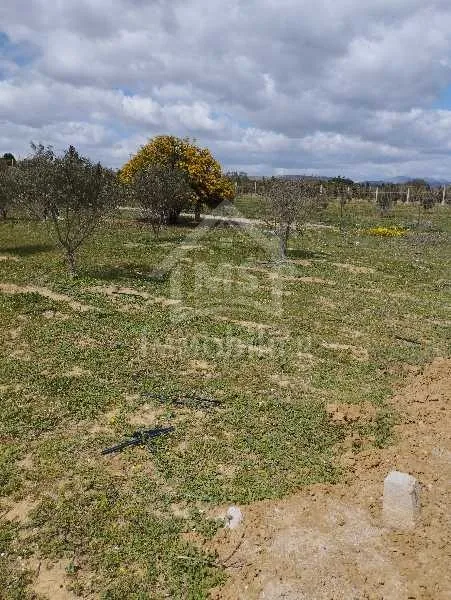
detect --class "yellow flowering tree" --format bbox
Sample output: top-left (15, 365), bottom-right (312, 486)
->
top-left (120, 135), bottom-right (235, 221)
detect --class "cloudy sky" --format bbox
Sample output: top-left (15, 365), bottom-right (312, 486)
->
top-left (1, 1), bottom-right (451, 180)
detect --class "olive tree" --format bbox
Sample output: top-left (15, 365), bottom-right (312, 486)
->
top-left (15, 144), bottom-right (119, 276)
top-left (0, 159), bottom-right (18, 219)
top-left (262, 178), bottom-right (318, 258)
top-left (14, 143), bottom-right (56, 219)
top-left (129, 164), bottom-right (193, 235)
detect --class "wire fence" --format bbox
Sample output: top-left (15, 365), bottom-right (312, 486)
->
top-left (233, 181), bottom-right (449, 205)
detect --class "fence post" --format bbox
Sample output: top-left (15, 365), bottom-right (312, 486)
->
top-left (254, 180), bottom-right (257, 196)
top-left (406, 187), bottom-right (410, 203)
top-left (442, 186), bottom-right (446, 205)
top-left (375, 187), bottom-right (379, 204)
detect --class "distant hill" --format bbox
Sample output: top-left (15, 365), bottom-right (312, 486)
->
top-left (278, 175), bottom-right (333, 181)
top-left (248, 175), bottom-right (337, 182)
top-left (247, 174), bottom-right (451, 187)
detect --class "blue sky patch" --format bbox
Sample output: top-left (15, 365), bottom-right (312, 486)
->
top-left (433, 84), bottom-right (451, 110)
top-left (0, 31), bottom-right (36, 70)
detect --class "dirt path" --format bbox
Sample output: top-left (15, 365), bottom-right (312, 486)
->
top-left (209, 358), bottom-right (451, 600)
top-left (117, 207), bottom-right (337, 230)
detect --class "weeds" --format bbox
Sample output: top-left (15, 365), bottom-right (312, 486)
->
top-left (0, 201), bottom-right (449, 597)
top-left (365, 225), bottom-right (408, 237)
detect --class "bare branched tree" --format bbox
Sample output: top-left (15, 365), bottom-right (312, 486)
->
top-left (262, 178), bottom-right (318, 258)
top-left (129, 164), bottom-right (193, 236)
top-left (15, 144), bottom-right (120, 276)
top-left (377, 191), bottom-right (393, 217)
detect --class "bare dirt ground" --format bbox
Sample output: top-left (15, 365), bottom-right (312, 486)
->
top-left (4, 360), bottom-right (449, 599)
top-left (209, 358), bottom-right (451, 600)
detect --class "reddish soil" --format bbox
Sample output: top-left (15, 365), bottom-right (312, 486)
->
top-left (209, 358), bottom-right (451, 600)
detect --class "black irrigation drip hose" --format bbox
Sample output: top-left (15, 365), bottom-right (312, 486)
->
top-left (101, 426), bottom-right (175, 455)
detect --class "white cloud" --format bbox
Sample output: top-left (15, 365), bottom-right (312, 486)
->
top-left (1, 0), bottom-right (451, 178)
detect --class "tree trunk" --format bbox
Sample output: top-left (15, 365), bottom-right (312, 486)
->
top-left (194, 199), bottom-right (202, 222)
top-left (284, 224), bottom-right (290, 252)
top-left (151, 222), bottom-right (160, 238)
top-left (279, 224), bottom-right (289, 259)
top-left (167, 209), bottom-right (178, 225)
top-left (66, 250), bottom-right (76, 278)
top-left (279, 235), bottom-right (286, 259)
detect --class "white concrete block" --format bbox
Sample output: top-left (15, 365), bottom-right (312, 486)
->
top-left (225, 505), bottom-right (243, 529)
top-left (383, 471), bottom-right (420, 530)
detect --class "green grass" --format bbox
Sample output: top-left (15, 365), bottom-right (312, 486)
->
top-left (234, 193), bottom-right (448, 228)
top-left (0, 202), bottom-right (450, 598)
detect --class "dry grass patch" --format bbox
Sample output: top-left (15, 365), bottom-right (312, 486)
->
top-left (10, 342), bottom-right (31, 361)
top-left (340, 327), bottom-right (364, 339)
top-left (4, 497), bottom-right (39, 523)
top-left (17, 454), bottom-right (34, 469)
top-left (238, 343), bottom-right (272, 355)
top-left (234, 264), bottom-right (270, 274)
top-left (90, 285), bottom-right (182, 308)
top-left (8, 326), bottom-right (22, 339)
top-left (0, 382), bottom-right (24, 393)
top-left (296, 352), bottom-right (320, 370)
top-left (0, 255), bottom-right (19, 261)
top-left (269, 373), bottom-right (311, 391)
top-left (42, 310), bottom-right (71, 320)
top-left (63, 366), bottom-right (91, 378)
top-left (74, 336), bottom-right (98, 349)
top-left (297, 276), bottom-right (336, 285)
top-left (213, 316), bottom-right (273, 330)
top-left (321, 341), bottom-right (369, 361)
top-left (154, 296), bottom-right (182, 306)
top-left (180, 244), bottom-right (204, 250)
top-left (182, 359), bottom-right (216, 378)
top-left (316, 295), bottom-right (338, 309)
top-left (123, 242), bottom-right (148, 248)
top-left (332, 262), bottom-right (376, 274)
top-left (0, 283), bottom-right (93, 312)
top-left (269, 273), bottom-right (335, 285)
top-left (147, 341), bottom-right (179, 354)
top-left (127, 403), bottom-right (165, 427)
top-left (288, 258), bottom-right (313, 267)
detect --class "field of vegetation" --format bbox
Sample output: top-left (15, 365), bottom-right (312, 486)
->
top-left (0, 198), bottom-right (450, 598)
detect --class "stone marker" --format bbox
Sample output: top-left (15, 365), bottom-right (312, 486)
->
top-left (225, 505), bottom-right (243, 529)
top-left (383, 471), bottom-right (420, 530)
